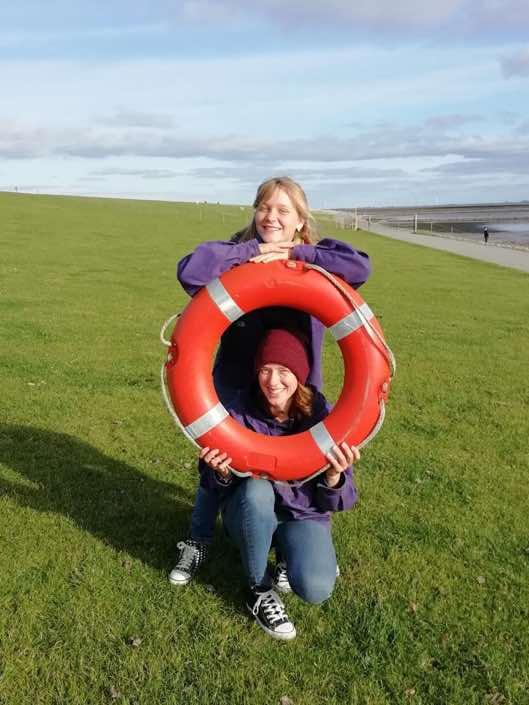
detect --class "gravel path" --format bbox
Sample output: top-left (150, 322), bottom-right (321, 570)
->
top-left (364, 221), bottom-right (529, 274)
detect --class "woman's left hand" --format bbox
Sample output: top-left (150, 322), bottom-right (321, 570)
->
top-left (325, 443), bottom-right (360, 488)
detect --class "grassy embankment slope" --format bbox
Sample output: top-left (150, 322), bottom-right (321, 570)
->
top-left (1, 192), bottom-right (528, 705)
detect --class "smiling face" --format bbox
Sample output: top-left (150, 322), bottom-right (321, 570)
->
top-left (258, 363), bottom-right (299, 415)
top-left (254, 187), bottom-right (304, 243)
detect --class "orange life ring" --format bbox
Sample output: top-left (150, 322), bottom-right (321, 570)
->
top-left (163, 260), bottom-right (393, 482)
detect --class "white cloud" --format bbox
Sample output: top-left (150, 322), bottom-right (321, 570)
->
top-left (423, 114), bottom-right (482, 129)
top-left (3, 0), bottom-right (529, 41)
top-left (96, 108), bottom-right (176, 128)
top-left (2, 10), bottom-right (528, 207)
top-left (170, 0), bottom-right (529, 34)
top-left (516, 119), bottom-right (529, 133)
top-left (188, 164), bottom-right (407, 184)
top-left (3, 117), bottom-right (528, 172)
top-left (499, 47), bottom-right (529, 77)
top-left (465, 0), bottom-right (529, 32)
top-left (424, 155), bottom-right (529, 175)
top-left (90, 167), bottom-right (178, 179)
top-left (186, 0), bottom-right (462, 28)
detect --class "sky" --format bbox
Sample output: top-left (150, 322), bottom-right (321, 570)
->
top-left (2, 1), bottom-right (529, 208)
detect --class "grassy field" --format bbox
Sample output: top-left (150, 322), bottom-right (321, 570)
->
top-left (1, 191), bottom-right (529, 705)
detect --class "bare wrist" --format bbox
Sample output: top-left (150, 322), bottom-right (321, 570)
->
top-left (325, 471), bottom-right (341, 488)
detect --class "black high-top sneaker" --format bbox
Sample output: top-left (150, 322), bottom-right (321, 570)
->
top-left (169, 539), bottom-right (208, 585)
top-left (246, 585), bottom-right (296, 640)
top-left (271, 561), bottom-right (292, 594)
top-left (271, 561), bottom-right (341, 594)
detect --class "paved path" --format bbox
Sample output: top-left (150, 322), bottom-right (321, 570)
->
top-left (362, 221), bottom-right (529, 274)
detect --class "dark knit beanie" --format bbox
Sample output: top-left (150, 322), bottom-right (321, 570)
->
top-left (255, 329), bottom-right (310, 384)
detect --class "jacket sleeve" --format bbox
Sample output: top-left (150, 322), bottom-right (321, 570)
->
top-left (197, 399), bottom-right (250, 493)
top-left (290, 238), bottom-right (371, 289)
top-left (177, 239), bottom-right (261, 296)
top-left (314, 467), bottom-right (358, 513)
top-left (301, 391), bottom-right (358, 513)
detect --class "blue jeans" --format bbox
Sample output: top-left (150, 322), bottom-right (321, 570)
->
top-left (187, 373), bottom-right (239, 545)
top-left (190, 485), bottom-right (220, 545)
top-left (221, 478), bottom-right (337, 604)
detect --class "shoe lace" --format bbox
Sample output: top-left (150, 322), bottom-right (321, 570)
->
top-left (252, 590), bottom-right (289, 626)
top-left (275, 562), bottom-right (288, 582)
top-left (176, 541), bottom-right (199, 572)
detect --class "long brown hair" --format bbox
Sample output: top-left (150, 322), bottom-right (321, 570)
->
top-left (290, 381), bottom-right (314, 421)
top-left (232, 176), bottom-right (319, 245)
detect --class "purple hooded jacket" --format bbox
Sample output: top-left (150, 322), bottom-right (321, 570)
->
top-left (177, 236), bottom-right (371, 395)
top-left (198, 387), bottom-right (358, 526)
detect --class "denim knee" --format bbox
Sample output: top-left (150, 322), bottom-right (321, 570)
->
top-left (239, 478), bottom-right (275, 515)
top-left (290, 572), bottom-right (335, 605)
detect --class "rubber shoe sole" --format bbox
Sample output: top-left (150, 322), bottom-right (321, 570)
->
top-left (168, 570), bottom-right (192, 586)
top-left (246, 601), bottom-right (297, 641)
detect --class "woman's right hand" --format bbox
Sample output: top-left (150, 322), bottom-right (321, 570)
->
top-left (199, 446), bottom-right (232, 479)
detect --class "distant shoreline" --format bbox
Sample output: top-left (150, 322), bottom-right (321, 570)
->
top-left (411, 227), bottom-right (529, 252)
top-left (330, 204), bottom-right (529, 250)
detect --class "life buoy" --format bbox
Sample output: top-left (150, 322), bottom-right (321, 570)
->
top-left (162, 260), bottom-right (393, 482)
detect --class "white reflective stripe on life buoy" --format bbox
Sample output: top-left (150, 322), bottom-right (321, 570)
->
top-left (328, 302), bottom-right (374, 340)
top-left (184, 402), bottom-right (229, 440)
top-left (309, 421), bottom-right (336, 456)
top-left (206, 278), bottom-right (244, 322)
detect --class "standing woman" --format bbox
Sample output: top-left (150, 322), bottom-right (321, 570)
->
top-left (171, 177), bottom-right (369, 577)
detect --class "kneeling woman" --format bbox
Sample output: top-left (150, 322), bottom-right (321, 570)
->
top-left (200, 329), bottom-right (359, 641)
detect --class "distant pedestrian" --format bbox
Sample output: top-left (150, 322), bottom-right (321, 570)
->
top-left (483, 226), bottom-right (489, 244)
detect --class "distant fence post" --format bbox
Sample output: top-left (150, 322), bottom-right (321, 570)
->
top-left (414, 214), bottom-right (417, 233)
top-left (354, 208), bottom-right (358, 230)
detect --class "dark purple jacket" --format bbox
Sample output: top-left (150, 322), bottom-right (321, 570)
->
top-left (199, 388), bottom-right (358, 525)
top-left (177, 236), bottom-right (370, 395)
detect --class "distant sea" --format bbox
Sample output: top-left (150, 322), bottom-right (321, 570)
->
top-left (430, 220), bottom-right (529, 248)
top-left (476, 222), bottom-right (529, 244)
top-left (341, 204), bottom-right (529, 250)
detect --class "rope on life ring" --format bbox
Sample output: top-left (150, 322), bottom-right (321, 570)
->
top-left (161, 260), bottom-right (395, 483)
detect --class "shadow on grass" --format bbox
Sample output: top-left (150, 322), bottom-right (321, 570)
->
top-left (0, 424), bottom-right (202, 571)
top-left (0, 424), bottom-right (263, 612)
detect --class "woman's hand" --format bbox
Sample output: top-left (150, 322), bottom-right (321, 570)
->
top-left (324, 443), bottom-right (360, 488)
top-left (249, 241), bottom-right (296, 263)
top-left (200, 446), bottom-right (232, 479)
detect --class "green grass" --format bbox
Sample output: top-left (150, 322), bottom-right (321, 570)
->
top-left (1, 191), bottom-right (529, 705)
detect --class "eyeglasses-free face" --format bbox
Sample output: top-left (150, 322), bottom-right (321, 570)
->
top-left (254, 188), bottom-right (304, 243)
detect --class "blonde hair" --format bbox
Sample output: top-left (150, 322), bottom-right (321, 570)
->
top-left (232, 176), bottom-right (319, 245)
